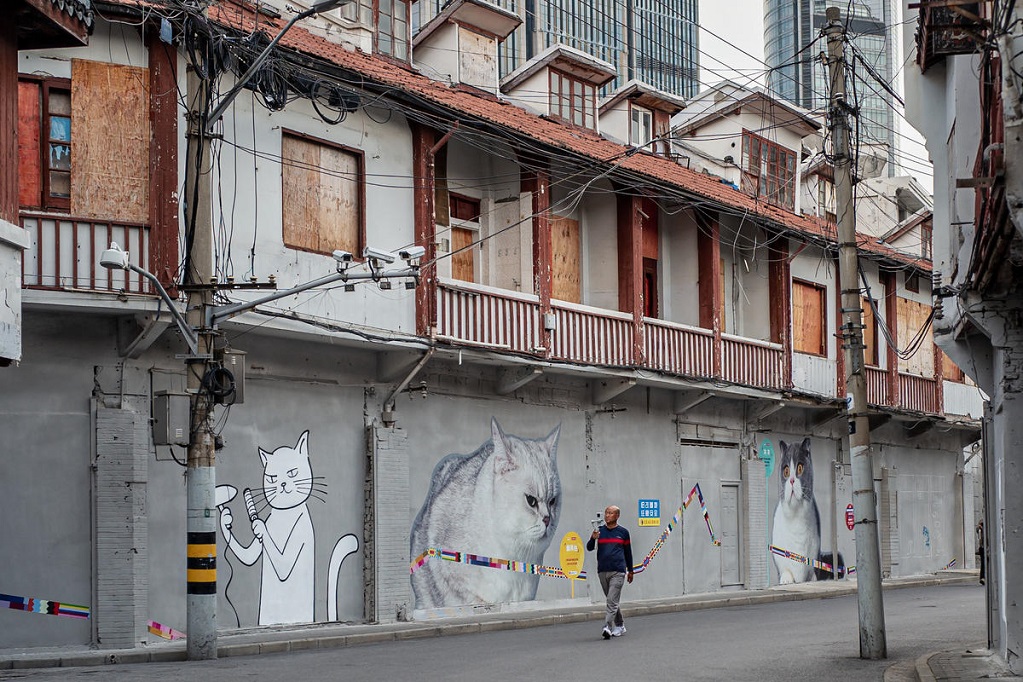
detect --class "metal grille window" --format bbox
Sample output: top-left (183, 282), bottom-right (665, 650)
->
top-left (549, 69), bottom-right (595, 129)
top-left (740, 130), bottom-right (796, 210)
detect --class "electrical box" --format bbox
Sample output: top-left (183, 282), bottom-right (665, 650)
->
top-left (153, 391), bottom-right (189, 446)
top-left (222, 349), bottom-right (246, 404)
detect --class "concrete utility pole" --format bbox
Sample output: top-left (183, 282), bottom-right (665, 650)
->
top-left (824, 5), bottom-right (887, 660)
top-left (183, 65), bottom-right (218, 660)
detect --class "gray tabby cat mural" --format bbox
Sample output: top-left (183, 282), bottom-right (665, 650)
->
top-left (218, 431), bottom-right (359, 625)
top-left (771, 438), bottom-right (844, 583)
top-left (410, 418), bottom-right (562, 609)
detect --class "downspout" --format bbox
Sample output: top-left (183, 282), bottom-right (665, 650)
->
top-left (381, 348), bottom-right (435, 425)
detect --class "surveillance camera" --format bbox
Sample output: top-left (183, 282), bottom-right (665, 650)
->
top-left (362, 246), bottom-right (396, 264)
top-left (398, 246), bottom-right (426, 260)
top-left (99, 242), bottom-right (129, 270)
top-left (332, 250), bottom-right (354, 263)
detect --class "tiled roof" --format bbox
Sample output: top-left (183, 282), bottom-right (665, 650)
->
top-left (114, 0), bottom-right (929, 272)
top-left (49, 0), bottom-right (93, 27)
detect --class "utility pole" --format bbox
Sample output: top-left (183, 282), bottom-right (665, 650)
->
top-left (824, 5), bottom-right (887, 660)
top-left (183, 61), bottom-right (218, 660)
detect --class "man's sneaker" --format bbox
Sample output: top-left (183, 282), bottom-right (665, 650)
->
top-left (612, 625), bottom-right (626, 637)
top-left (601, 627), bottom-right (612, 640)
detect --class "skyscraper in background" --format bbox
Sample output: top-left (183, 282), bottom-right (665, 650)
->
top-left (764, 0), bottom-right (898, 175)
top-left (412, 0), bottom-right (700, 98)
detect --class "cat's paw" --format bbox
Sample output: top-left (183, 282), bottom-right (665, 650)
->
top-left (252, 519), bottom-right (267, 543)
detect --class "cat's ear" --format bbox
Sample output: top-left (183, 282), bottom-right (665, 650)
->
top-left (544, 423), bottom-right (561, 459)
top-left (490, 418), bottom-right (516, 474)
top-left (259, 447), bottom-right (270, 467)
top-left (779, 440), bottom-right (788, 453)
top-left (800, 437), bottom-right (811, 453)
top-left (295, 430), bottom-right (311, 457)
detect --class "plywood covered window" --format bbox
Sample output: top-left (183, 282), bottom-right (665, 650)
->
top-left (449, 193), bottom-right (480, 283)
top-left (281, 131), bottom-right (363, 256)
top-left (551, 215), bottom-right (581, 303)
top-left (896, 296), bottom-right (935, 376)
top-left (792, 279), bottom-right (826, 356)
top-left (19, 61), bottom-right (150, 220)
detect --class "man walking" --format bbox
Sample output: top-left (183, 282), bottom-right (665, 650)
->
top-left (587, 505), bottom-right (634, 639)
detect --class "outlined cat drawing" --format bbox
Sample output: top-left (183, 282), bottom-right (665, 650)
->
top-left (219, 430), bottom-right (359, 625)
top-left (410, 418), bottom-right (562, 609)
top-left (771, 438), bottom-right (844, 583)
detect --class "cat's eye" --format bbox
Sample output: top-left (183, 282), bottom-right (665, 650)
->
top-left (265, 474), bottom-right (277, 483)
top-left (549, 497), bottom-right (557, 508)
top-left (796, 463), bottom-right (804, 476)
top-left (287, 468), bottom-right (298, 478)
top-left (782, 465), bottom-right (790, 478)
top-left (525, 494), bottom-right (538, 508)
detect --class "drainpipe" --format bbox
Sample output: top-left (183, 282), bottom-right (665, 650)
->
top-left (382, 348), bottom-right (435, 425)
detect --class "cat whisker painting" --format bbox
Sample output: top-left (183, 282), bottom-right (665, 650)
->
top-left (410, 418), bottom-right (562, 609)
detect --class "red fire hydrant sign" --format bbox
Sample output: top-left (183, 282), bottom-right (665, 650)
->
top-left (846, 504), bottom-right (855, 531)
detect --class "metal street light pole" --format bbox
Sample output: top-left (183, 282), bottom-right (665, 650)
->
top-left (824, 5), bottom-right (887, 660)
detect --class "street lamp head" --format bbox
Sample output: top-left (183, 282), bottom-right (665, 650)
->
top-left (310, 0), bottom-right (351, 12)
top-left (99, 242), bottom-right (130, 270)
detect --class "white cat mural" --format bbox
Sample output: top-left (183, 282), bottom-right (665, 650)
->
top-left (218, 431), bottom-right (359, 625)
top-left (410, 418), bottom-right (562, 609)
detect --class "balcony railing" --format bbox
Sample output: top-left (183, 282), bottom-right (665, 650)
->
top-left (899, 372), bottom-right (940, 414)
top-left (644, 317), bottom-right (714, 378)
top-left (552, 301), bottom-right (632, 366)
top-left (865, 366), bottom-right (890, 407)
top-left (436, 279), bottom-right (540, 354)
top-left (722, 333), bottom-right (783, 390)
top-left (20, 211), bottom-right (151, 294)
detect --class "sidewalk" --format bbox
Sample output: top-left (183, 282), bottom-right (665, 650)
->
top-left (0, 571), bottom-right (983, 674)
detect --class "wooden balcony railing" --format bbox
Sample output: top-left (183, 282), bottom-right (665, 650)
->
top-left (865, 366), bottom-right (890, 406)
top-left (644, 317), bottom-right (714, 378)
top-left (899, 372), bottom-right (940, 414)
top-left (722, 333), bottom-right (783, 390)
top-left (436, 280), bottom-right (540, 354)
top-left (20, 211), bottom-right (151, 294)
top-left (551, 301), bottom-right (633, 366)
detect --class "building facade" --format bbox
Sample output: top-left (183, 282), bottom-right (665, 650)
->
top-left (764, 0), bottom-right (897, 174)
top-left (0, 0), bottom-right (982, 653)
top-left (412, 0), bottom-right (700, 98)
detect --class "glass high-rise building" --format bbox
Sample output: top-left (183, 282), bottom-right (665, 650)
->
top-left (413, 0), bottom-right (700, 98)
top-left (764, 0), bottom-right (896, 173)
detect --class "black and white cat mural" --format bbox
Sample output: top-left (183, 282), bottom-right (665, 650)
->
top-left (409, 418), bottom-right (562, 609)
top-left (771, 438), bottom-right (845, 583)
top-left (217, 431), bottom-right (359, 625)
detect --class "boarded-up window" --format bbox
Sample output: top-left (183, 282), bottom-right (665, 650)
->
top-left (551, 215), bottom-right (580, 303)
top-left (942, 352), bottom-right (965, 382)
top-left (792, 280), bottom-right (826, 356)
top-left (862, 296), bottom-right (878, 366)
top-left (451, 226), bottom-right (475, 282)
top-left (71, 59), bottom-right (150, 222)
top-left (459, 27), bottom-right (494, 91)
top-left (450, 193), bottom-right (480, 222)
top-left (896, 297), bottom-right (935, 376)
top-left (282, 131), bottom-right (362, 256)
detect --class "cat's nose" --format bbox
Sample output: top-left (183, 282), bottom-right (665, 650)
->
top-left (542, 515), bottom-right (550, 527)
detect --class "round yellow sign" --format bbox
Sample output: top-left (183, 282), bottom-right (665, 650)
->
top-left (559, 531), bottom-right (585, 579)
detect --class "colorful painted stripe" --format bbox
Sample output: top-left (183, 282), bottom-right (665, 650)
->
top-left (0, 592), bottom-right (90, 619)
top-left (945, 557), bottom-right (957, 569)
top-left (147, 620), bottom-right (186, 640)
top-left (187, 532), bottom-right (217, 595)
top-left (632, 483), bottom-right (721, 575)
top-left (411, 483), bottom-right (722, 580)
top-left (769, 545), bottom-right (847, 576)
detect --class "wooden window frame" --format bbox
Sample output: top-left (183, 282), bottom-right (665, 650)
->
top-left (630, 104), bottom-right (653, 147)
top-left (280, 129), bottom-right (366, 257)
top-left (740, 129), bottom-right (796, 210)
top-left (792, 278), bottom-right (827, 357)
top-left (18, 75), bottom-right (72, 212)
top-left (449, 192), bottom-right (481, 223)
top-left (548, 69), bottom-right (596, 130)
top-left (346, 0), bottom-right (409, 61)
top-left (905, 272), bottom-right (920, 293)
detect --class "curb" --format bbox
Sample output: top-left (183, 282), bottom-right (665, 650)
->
top-left (0, 572), bottom-right (976, 670)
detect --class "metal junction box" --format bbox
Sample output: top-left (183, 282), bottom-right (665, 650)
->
top-left (153, 390), bottom-right (189, 446)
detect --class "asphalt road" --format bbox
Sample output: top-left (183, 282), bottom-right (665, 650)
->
top-left (1, 583), bottom-right (985, 682)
